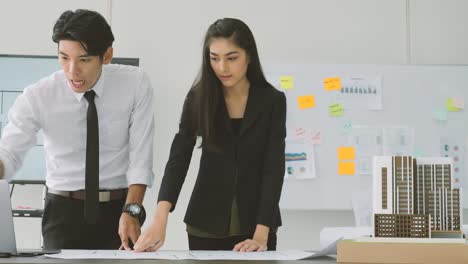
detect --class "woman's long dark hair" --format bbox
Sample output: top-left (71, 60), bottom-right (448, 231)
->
top-left (191, 18), bottom-right (270, 151)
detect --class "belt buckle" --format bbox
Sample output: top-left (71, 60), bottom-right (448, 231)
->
top-left (99, 191), bottom-right (111, 202)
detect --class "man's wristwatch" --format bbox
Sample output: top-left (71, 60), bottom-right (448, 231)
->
top-left (122, 203), bottom-right (146, 224)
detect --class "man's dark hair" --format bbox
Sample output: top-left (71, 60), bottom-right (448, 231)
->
top-left (52, 9), bottom-right (114, 57)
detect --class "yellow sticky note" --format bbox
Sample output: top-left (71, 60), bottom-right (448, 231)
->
top-left (324, 77), bottom-right (341, 91)
top-left (338, 146), bottom-right (355, 160)
top-left (280, 76), bottom-right (294, 89)
top-left (297, 95), bottom-right (316, 109)
top-left (338, 162), bottom-right (355, 175)
top-left (447, 98), bottom-right (461, 112)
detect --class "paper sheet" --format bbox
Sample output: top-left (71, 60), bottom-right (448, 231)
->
top-left (319, 227), bottom-right (371, 250)
top-left (289, 127), bottom-right (321, 145)
top-left (285, 139), bottom-right (317, 179)
top-left (347, 126), bottom-right (383, 175)
top-left (336, 76), bottom-right (382, 110)
top-left (302, 237), bottom-right (342, 259)
top-left (45, 249), bottom-right (317, 260)
top-left (440, 137), bottom-right (465, 187)
top-left (347, 126), bottom-right (414, 175)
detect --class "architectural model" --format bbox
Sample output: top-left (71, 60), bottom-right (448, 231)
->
top-left (372, 156), bottom-right (462, 239)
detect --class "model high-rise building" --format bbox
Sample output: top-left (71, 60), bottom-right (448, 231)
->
top-left (372, 156), bottom-right (462, 238)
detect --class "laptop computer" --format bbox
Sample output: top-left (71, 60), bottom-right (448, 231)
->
top-left (0, 180), bottom-right (60, 257)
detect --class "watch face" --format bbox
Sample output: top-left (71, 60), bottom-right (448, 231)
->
top-left (123, 204), bottom-right (146, 224)
top-left (128, 204), bottom-right (141, 214)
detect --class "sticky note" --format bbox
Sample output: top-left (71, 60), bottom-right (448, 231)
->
top-left (414, 149), bottom-right (425, 157)
top-left (295, 127), bottom-right (307, 138)
top-left (309, 130), bottom-right (321, 145)
top-left (297, 95), bottom-right (315, 109)
top-left (453, 97), bottom-right (464, 109)
top-left (447, 98), bottom-right (461, 112)
top-left (338, 147), bottom-right (355, 160)
top-left (433, 108), bottom-right (447, 121)
top-left (343, 121), bottom-right (353, 134)
top-left (338, 162), bottom-right (355, 175)
top-left (280, 76), bottom-right (294, 89)
top-left (324, 77), bottom-right (341, 91)
top-left (329, 103), bottom-right (344, 117)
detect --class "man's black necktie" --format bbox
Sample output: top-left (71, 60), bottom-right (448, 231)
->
top-left (84, 90), bottom-right (99, 224)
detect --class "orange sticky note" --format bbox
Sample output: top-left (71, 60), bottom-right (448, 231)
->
top-left (338, 147), bottom-right (355, 160)
top-left (338, 162), bottom-right (355, 175)
top-left (324, 77), bottom-right (341, 91)
top-left (297, 95), bottom-right (315, 109)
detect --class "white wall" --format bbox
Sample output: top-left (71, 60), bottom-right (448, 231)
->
top-left (1, 0), bottom-right (468, 251)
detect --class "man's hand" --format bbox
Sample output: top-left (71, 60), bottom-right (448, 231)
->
top-left (118, 184), bottom-right (146, 250)
top-left (118, 212), bottom-right (141, 250)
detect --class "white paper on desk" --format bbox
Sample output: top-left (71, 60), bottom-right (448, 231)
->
top-left (302, 237), bottom-right (342, 259)
top-left (46, 250), bottom-right (185, 260)
top-left (319, 226), bottom-right (372, 250)
top-left (45, 249), bottom-right (314, 260)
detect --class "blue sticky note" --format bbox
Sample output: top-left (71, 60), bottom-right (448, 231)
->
top-left (414, 149), bottom-right (425, 157)
top-left (433, 108), bottom-right (447, 121)
top-left (343, 121), bottom-right (353, 134)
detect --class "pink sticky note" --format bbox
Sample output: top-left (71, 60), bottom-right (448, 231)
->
top-left (453, 97), bottom-right (464, 109)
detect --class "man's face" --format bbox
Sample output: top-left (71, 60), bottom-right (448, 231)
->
top-left (58, 40), bottom-right (111, 93)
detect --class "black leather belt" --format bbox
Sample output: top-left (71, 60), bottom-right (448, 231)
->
top-left (48, 188), bottom-right (127, 202)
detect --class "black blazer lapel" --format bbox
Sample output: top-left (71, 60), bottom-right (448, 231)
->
top-left (240, 85), bottom-right (265, 136)
top-left (218, 92), bottom-right (233, 135)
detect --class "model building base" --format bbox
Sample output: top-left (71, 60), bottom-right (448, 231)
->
top-left (337, 239), bottom-right (468, 264)
top-left (354, 237), bottom-right (465, 243)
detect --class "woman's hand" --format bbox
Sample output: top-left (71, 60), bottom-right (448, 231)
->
top-left (233, 238), bottom-right (267, 252)
top-left (133, 201), bottom-right (172, 252)
top-left (233, 224), bottom-right (269, 252)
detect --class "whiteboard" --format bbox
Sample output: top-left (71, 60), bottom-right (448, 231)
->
top-left (263, 63), bottom-right (468, 209)
top-left (0, 55), bottom-right (139, 183)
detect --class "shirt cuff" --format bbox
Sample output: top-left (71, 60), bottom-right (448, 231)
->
top-left (0, 152), bottom-right (15, 181)
top-left (126, 168), bottom-right (154, 187)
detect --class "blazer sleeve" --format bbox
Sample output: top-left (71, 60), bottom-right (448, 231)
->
top-left (256, 91), bottom-right (287, 228)
top-left (157, 90), bottom-right (197, 212)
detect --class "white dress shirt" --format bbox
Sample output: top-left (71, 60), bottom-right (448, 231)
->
top-left (0, 64), bottom-right (154, 190)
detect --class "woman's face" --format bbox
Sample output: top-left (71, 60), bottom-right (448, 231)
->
top-left (209, 37), bottom-right (249, 89)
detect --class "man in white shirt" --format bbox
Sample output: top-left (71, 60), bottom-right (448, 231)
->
top-left (0, 9), bottom-right (154, 250)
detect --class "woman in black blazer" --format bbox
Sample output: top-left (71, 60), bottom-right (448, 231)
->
top-left (135, 18), bottom-right (286, 252)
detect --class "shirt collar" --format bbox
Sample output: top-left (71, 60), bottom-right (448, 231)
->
top-left (71, 68), bottom-right (106, 102)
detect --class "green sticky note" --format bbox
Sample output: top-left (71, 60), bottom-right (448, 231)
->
top-left (446, 98), bottom-right (461, 112)
top-left (329, 103), bottom-right (344, 117)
